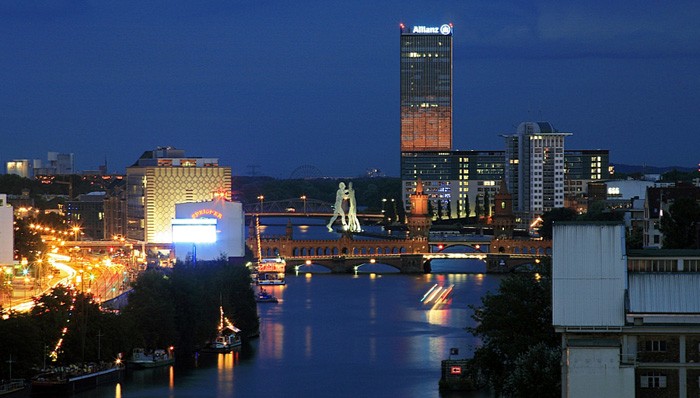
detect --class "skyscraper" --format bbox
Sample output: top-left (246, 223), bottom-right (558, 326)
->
top-left (503, 122), bottom-right (571, 225)
top-left (400, 23), bottom-right (453, 216)
top-left (400, 23), bottom-right (453, 152)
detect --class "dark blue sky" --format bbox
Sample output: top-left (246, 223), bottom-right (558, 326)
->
top-left (1, 1), bottom-right (699, 178)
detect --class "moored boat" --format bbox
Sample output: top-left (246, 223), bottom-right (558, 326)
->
top-left (31, 362), bottom-right (123, 396)
top-left (256, 257), bottom-right (286, 285)
top-left (126, 347), bottom-right (175, 369)
top-left (201, 306), bottom-right (242, 353)
top-left (255, 288), bottom-right (278, 303)
top-left (0, 379), bottom-right (26, 396)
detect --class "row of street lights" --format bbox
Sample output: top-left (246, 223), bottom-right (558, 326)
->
top-left (257, 195), bottom-right (308, 214)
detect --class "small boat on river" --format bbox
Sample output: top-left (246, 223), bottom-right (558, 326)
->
top-left (255, 288), bottom-right (278, 303)
top-left (31, 362), bottom-right (123, 395)
top-left (126, 347), bottom-right (175, 369)
top-left (256, 257), bottom-right (286, 285)
top-left (202, 306), bottom-right (242, 353)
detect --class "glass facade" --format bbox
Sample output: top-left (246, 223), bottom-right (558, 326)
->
top-left (400, 25), bottom-right (452, 151)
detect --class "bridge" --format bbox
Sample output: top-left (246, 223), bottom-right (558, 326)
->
top-left (242, 198), bottom-right (383, 220)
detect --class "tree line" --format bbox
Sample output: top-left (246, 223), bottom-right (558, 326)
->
top-left (0, 256), bottom-right (259, 380)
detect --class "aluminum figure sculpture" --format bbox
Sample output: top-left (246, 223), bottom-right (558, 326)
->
top-left (347, 182), bottom-right (361, 232)
top-left (327, 182), bottom-right (348, 231)
top-left (326, 181), bottom-right (362, 232)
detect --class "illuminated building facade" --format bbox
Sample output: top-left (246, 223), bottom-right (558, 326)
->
top-left (172, 200), bottom-right (244, 262)
top-left (399, 23), bottom-right (455, 218)
top-left (126, 147), bottom-right (231, 243)
top-left (400, 23), bottom-right (453, 151)
top-left (564, 149), bottom-right (611, 204)
top-left (503, 122), bottom-right (571, 225)
top-left (6, 159), bottom-right (33, 178)
top-left (401, 150), bottom-right (503, 220)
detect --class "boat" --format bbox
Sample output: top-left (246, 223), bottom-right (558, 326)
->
top-left (256, 257), bottom-right (286, 285)
top-left (30, 362), bottom-right (123, 395)
top-left (253, 216), bottom-right (286, 285)
top-left (202, 306), bottom-right (242, 353)
top-left (255, 288), bottom-right (278, 303)
top-left (0, 379), bottom-right (26, 396)
top-left (126, 347), bottom-right (175, 369)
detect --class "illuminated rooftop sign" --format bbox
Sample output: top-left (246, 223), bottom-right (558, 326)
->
top-left (191, 209), bottom-right (223, 219)
top-left (411, 24), bottom-right (452, 35)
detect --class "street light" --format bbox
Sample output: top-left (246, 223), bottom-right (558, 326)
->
top-left (300, 195), bottom-right (307, 214)
top-left (72, 226), bottom-right (81, 241)
top-left (257, 195), bottom-right (264, 213)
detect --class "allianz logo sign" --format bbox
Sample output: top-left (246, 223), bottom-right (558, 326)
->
top-left (412, 24), bottom-right (452, 35)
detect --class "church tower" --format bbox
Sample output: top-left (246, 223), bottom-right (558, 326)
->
top-left (492, 180), bottom-right (516, 239)
top-left (406, 179), bottom-right (432, 238)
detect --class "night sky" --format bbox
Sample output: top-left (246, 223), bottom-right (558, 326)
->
top-left (1, 1), bottom-right (698, 178)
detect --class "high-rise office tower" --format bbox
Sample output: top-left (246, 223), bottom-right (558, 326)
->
top-left (400, 23), bottom-right (453, 215)
top-left (503, 122), bottom-right (571, 224)
top-left (400, 23), bottom-right (453, 151)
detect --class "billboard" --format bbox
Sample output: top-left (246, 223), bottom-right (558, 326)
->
top-left (171, 219), bottom-right (217, 243)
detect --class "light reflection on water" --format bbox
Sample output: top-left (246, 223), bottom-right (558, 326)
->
top-left (79, 271), bottom-right (502, 398)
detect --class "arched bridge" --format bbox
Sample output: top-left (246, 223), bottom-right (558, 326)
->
top-left (243, 198), bottom-right (383, 220)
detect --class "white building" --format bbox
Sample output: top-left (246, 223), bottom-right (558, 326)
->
top-left (554, 222), bottom-right (700, 397)
top-left (503, 122), bottom-right (570, 226)
top-left (0, 194), bottom-right (14, 265)
top-left (172, 200), bottom-right (245, 262)
top-left (6, 159), bottom-right (33, 178)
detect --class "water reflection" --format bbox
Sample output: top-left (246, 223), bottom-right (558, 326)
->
top-left (304, 325), bottom-right (312, 358)
top-left (216, 352), bottom-right (238, 396)
top-left (77, 274), bottom-right (503, 398)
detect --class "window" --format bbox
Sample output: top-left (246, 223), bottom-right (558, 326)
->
top-left (640, 373), bottom-right (666, 388)
top-left (644, 340), bottom-right (667, 352)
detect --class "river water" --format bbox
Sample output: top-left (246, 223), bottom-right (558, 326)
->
top-left (77, 218), bottom-right (498, 397)
top-left (77, 271), bottom-right (500, 398)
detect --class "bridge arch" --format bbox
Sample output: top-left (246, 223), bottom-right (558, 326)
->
top-left (353, 262), bottom-right (400, 274)
top-left (294, 262), bottom-right (332, 274)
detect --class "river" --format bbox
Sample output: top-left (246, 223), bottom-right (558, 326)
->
top-left (77, 270), bottom-right (500, 398)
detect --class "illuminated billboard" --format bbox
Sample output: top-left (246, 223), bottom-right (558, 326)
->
top-left (171, 218), bottom-right (217, 243)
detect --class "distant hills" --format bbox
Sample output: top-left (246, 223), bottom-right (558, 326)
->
top-left (611, 164), bottom-right (696, 175)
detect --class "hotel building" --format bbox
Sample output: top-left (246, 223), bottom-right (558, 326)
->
top-left (126, 147), bottom-right (231, 243)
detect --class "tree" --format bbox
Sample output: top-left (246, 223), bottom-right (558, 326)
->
top-left (659, 197), bottom-right (700, 249)
top-left (467, 260), bottom-right (559, 396)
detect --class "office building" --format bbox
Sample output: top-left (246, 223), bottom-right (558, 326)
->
top-left (6, 159), bottom-right (33, 178)
top-left (400, 23), bottom-right (453, 152)
top-left (66, 193), bottom-right (106, 240)
top-left (503, 122), bottom-right (570, 225)
top-left (103, 184), bottom-right (127, 240)
top-left (34, 152), bottom-right (74, 175)
top-left (401, 150), bottom-right (503, 219)
top-left (126, 147), bottom-right (231, 243)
